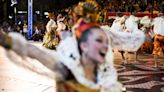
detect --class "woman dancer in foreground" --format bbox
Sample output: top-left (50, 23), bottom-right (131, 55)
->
top-left (0, 22), bottom-right (123, 92)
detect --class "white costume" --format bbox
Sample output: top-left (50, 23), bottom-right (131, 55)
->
top-left (103, 15), bottom-right (145, 52)
top-left (110, 17), bottom-right (125, 32)
top-left (152, 16), bottom-right (164, 36)
top-left (140, 16), bottom-right (152, 28)
top-left (46, 19), bottom-right (57, 32)
top-left (125, 15), bottom-right (139, 32)
top-left (56, 17), bottom-right (66, 32)
top-left (102, 28), bottom-right (145, 52)
top-left (56, 18), bottom-right (71, 40)
top-left (57, 36), bottom-right (121, 91)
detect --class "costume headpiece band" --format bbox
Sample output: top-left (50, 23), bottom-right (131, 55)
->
top-left (76, 22), bottom-right (99, 39)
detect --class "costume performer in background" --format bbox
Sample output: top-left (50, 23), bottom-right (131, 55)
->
top-left (152, 13), bottom-right (164, 56)
top-left (43, 11), bottom-right (58, 49)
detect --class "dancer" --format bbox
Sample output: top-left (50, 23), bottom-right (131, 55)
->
top-left (152, 13), bottom-right (164, 67)
top-left (0, 22), bottom-right (123, 92)
top-left (43, 11), bottom-right (58, 49)
top-left (152, 13), bottom-right (164, 56)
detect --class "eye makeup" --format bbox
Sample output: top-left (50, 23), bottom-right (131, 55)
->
top-left (96, 38), bottom-right (103, 43)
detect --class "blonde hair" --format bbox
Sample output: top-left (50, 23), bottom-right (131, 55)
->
top-left (48, 12), bottom-right (55, 19)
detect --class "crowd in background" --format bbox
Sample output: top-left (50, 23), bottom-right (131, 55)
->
top-left (0, 0), bottom-right (163, 42)
top-left (104, 0), bottom-right (163, 13)
top-left (0, 20), bottom-right (46, 41)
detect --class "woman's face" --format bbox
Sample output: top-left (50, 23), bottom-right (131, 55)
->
top-left (81, 28), bottom-right (109, 64)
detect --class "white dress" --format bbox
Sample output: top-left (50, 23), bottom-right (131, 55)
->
top-left (152, 17), bottom-right (164, 36)
top-left (125, 15), bottom-right (139, 33)
top-left (46, 19), bottom-right (57, 32)
top-left (102, 16), bottom-right (145, 52)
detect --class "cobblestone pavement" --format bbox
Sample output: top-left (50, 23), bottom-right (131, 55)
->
top-left (114, 52), bottom-right (164, 92)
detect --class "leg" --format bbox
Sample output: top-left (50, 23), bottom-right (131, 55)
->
top-left (120, 51), bottom-right (127, 64)
top-left (134, 51), bottom-right (138, 62)
top-left (153, 55), bottom-right (158, 68)
top-left (120, 51), bottom-right (125, 60)
top-left (152, 35), bottom-right (161, 68)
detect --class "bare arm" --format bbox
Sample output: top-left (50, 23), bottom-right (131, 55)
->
top-left (0, 32), bottom-right (68, 81)
top-left (0, 31), bottom-right (12, 49)
top-left (26, 43), bottom-right (68, 79)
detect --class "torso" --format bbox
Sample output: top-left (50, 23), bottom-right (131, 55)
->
top-left (56, 64), bottom-right (100, 92)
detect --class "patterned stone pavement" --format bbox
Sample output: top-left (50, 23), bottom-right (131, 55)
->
top-left (114, 52), bottom-right (164, 92)
top-left (116, 64), bottom-right (164, 92)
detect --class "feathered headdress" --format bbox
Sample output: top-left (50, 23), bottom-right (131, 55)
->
top-left (82, 1), bottom-right (99, 15)
top-left (73, 0), bottom-right (99, 22)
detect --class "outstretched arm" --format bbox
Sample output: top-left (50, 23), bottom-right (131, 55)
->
top-left (26, 43), bottom-right (68, 80)
top-left (0, 32), bottom-right (68, 81)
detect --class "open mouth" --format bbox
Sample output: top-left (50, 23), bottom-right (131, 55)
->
top-left (99, 51), bottom-right (106, 58)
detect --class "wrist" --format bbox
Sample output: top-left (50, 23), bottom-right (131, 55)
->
top-left (0, 32), bottom-right (12, 49)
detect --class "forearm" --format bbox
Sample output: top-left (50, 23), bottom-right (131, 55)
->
top-left (27, 44), bottom-right (68, 81)
top-left (0, 32), bottom-right (67, 81)
top-left (27, 44), bottom-right (59, 70)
